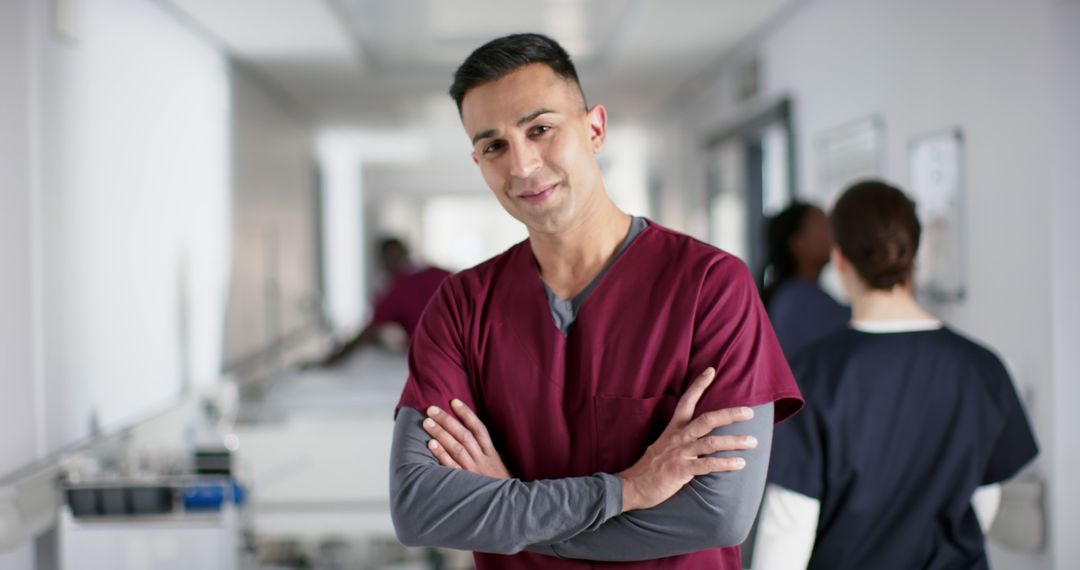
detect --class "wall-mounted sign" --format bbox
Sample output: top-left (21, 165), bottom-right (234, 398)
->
top-left (909, 128), bottom-right (966, 302)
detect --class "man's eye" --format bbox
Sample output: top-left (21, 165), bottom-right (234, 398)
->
top-left (483, 141), bottom-right (505, 154)
top-left (530, 125), bottom-right (552, 137)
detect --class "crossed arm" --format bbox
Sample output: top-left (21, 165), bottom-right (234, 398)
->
top-left (389, 367), bottom-right (774, 560)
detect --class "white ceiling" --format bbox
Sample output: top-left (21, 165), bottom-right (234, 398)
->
top-left (166, 0), bottom-right (799, 128)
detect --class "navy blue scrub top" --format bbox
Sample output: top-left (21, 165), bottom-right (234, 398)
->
top-left (769, 327), bottom-right (1038, 570)
top-left (767, 279), bottom-right (850, 358)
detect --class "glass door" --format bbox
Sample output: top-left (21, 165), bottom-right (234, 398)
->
top-left (705, 99), bottom-right (796, 280)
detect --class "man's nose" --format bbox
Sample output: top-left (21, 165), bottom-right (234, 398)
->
top-left (508, 141), bottom-right (542, 180)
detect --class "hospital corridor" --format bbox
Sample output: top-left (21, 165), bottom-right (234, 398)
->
top-left (1, 1), bottom-right (1078, 569)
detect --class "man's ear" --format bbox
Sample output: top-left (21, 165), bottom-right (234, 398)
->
top-left (586, 104), bottom-right (607, 154)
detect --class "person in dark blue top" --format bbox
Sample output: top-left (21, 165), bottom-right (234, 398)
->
top-left (753, 180), bottom-right (1039, 570)
top-left (760, 202), bottom-right (850, 358)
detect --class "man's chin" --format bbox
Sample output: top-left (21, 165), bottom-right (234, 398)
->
top-left (521, 208), bottom-right (578, 236)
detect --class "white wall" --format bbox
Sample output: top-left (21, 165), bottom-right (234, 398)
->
top-left (1048, 2), bottom-right (1080, 566)
top-left (650, 0), bottom-right (1078, 567)
top-left (0, 0), bottom-right (38, 476)
top-left (0, 0), bottom-right (323, 565)
top-left (0, 0), bottom-right (41, 567)
top-left (1, 0), bottom-right (235, 566)
top-left (31, 0), bottom-right (232, 452)
top-left (221, 70), bottom-right (319, 367)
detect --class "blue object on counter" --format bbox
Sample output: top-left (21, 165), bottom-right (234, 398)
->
top-left (181, 478), bottom-right (247, 511)
top-left (181, 481), bottom-right (226, 512)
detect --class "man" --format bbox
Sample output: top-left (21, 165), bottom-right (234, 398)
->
top-left (321, 237), bottom-right (450, 365)
top-left (389, 33), bottom-right (802, 569)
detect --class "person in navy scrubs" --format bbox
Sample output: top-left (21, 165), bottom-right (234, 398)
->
top-left (387, 33), bottom-right (803, 570)
top-left (761, 202), bottom-right (850, 358)
top-left (753, 180), bottom-right (1039, 570)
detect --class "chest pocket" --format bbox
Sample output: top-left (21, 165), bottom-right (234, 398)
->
top-left (592, 394), bottom-right (679, 473)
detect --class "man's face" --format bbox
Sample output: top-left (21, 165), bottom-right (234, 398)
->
top-left (381, 243), bottom-right (409, 275)
top-left (460, 63), bottom-right (607, 234)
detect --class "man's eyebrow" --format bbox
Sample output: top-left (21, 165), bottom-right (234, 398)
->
top-left (470, 108), bottom-right (557, 146)
top-left (516, 108), bottom-right (555, 127)
top-left (471, 128), bottom-right (497, 146)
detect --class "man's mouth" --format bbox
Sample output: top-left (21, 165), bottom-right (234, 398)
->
top-left (518, 183), bottom-right (557, 204)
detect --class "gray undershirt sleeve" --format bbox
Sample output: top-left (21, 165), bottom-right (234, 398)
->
top-left (389, 406), bottom-right (623, 555)
top-left (390, 403), bottom-right (772, 561)
top-left (527, 403), bottom-right (773, 561)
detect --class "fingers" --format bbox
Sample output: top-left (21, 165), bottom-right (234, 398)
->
top-left (427, 439), bottom-right (462, 469)
top-left (450, 399), bottom-right (495, 454)
top-left (689, 455), bottom-right (747, 476)
top-left (425, 403), bottom-right (486, 466)
top-left (686, 406), bottom-right (754, 439)
top-left (423, 409), bottom-right (478, 469)
top-left (672, 367), bottom-right (716, 423)
top-left (688, 434), bottom-right (758, 457)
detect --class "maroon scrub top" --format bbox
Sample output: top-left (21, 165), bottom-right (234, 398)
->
top-left (397, 222), bottom-right (803, 569)
top-left (370, 266), bottom-right (451, 338)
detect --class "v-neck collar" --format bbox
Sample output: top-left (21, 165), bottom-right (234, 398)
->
top-left (529, 217), bottom-right (651, 336)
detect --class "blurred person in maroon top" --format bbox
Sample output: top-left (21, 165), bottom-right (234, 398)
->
top-left (321, 237), bottom-right (449, 365)
top-left (388, 34), bottom-right (802, 569)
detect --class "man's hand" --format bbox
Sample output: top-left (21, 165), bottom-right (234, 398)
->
top-left (423, 399), bottom-right (511, 479)
top-left (618, 367), bottom-right (758, 512)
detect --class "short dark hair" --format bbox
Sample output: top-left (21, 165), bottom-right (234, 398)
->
top-left (761, 201), bottom-right (818, 306)
top-left (449, 33), bottom-right (585, 113)
top-left (831, 180), bottom-right (921, 290)
top-left (378, 236), bottom-right (408, 257)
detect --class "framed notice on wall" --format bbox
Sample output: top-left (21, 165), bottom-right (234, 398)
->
top-left (814, 115), bottom-right (886, 210)
top-left (909, 128), bottom-right (966, 302)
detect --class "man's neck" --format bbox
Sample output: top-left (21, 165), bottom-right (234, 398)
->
top-left (529, 198), bottom-right (632, 300)
top-left (391, 263), bottom-right (417, 278)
